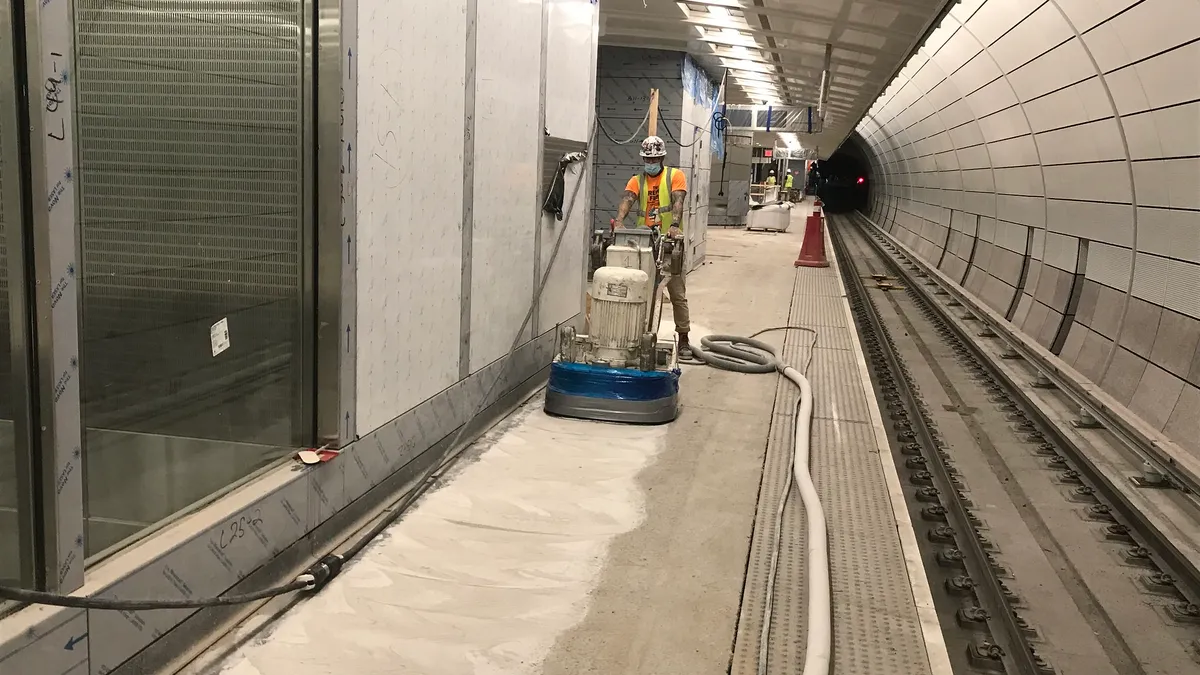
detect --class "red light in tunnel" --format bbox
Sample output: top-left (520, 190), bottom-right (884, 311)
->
top-left (857, 177), bottom-right (865, 184)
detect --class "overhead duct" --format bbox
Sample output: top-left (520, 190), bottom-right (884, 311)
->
top-left (723, 104), bottom-right (824, 134)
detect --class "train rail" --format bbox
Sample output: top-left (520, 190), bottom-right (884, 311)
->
top-left (827, 211), bottom-right (1200, 675)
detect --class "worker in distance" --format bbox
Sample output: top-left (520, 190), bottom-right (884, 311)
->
top-left (611, 135), bottom-right (693, 359)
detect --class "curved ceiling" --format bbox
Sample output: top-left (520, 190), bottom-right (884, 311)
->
top-left (598, 0), bottom-right (952, 157)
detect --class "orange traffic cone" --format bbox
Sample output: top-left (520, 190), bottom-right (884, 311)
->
top-left (794, 213), bottom-right (830, 268)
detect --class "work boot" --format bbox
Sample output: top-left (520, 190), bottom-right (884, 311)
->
top-left (678, 333), bottom-right (693, 359)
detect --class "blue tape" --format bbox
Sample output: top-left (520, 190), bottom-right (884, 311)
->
top-left (549, 362), bottom-right (680, 401)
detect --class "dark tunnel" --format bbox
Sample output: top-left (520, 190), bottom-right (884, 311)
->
top-left (810, 134), bottom-right (873, 214)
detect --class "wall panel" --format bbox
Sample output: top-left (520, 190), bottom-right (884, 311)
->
top-left (355, 0), bottom-right (467, 433)
top-left (854, 0), bottom-right (1200, 458)
top-left (468, 0), bottom-right (544, 372)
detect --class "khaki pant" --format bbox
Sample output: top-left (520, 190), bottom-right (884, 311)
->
top-left (665, 273), bottom-right (690, 334)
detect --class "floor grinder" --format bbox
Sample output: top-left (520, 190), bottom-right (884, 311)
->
top-left (544, 226), bottom-right (684, 424)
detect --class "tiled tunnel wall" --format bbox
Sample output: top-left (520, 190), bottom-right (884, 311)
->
top-left (853, 0), bottom-right (1200, 455)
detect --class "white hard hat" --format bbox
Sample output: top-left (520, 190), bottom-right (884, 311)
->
top-left (639, 136), bottom-right (667, 159)
top-left (769, 169), bottom-right (775, 174)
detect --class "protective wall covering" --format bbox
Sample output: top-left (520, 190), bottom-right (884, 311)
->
top-left (356, 0), bottom-right (468, 430)
top-left (593, 47), bottom-right (719, 269)
top-left (855, 0), bottom-right (1200, 455)
top-left (355, 0), bottom-right (598, 434)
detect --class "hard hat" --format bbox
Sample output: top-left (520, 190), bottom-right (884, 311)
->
top-left (769, 169), bottom-right (775, 174)
top-left (639, 136), bottom-right (667, 159)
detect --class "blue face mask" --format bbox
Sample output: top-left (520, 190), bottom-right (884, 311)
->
top-left (644, 163), bottom-right (663, 176)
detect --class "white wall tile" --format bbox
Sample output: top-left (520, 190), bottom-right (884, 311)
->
top-left (1165, 258), bottom-right (1200, 320)
top-left (1046, 199), bottom-right (1135, 246)
top-left (996, 193), bottom-right (1046, 228)
top-left (1043, 161), bottom-right (1130, 201)
top-left (1045, 232), bottom-right (1080, 271)
top-left (1035, 118), bottom-right (1125, 165)
top-left (934, 29), bottom-right (984, 76)
top-left (1056, 0), bottom-right (1140, 32)
top-left (994, 165), bottom-right (1044, 195)
top-left (1107, 42), bottom-right (1200, 115)
top-left (987, 2), bottom-right (1074, 71)
top-left (1084, 0), bottom-right (1200, 73)
top-left (1086, 242), bottom-right (1133, 289)
top-left (963, 0), bottom-right (1043, 46)
top-left (966, 76), bottom-right (1020, 117)
top-left (988, 134), bottom-right (1040, 167)
top-left (1007, 39), bottom-right (1097, 101)
top-left (1021, 76), bottom-right (1112, 133)
top-left (977, 105), bottom-right (1030, 142)
top-left (1132, 251), bottom-right (1171, 305)
top-left (1137, 206), bottom-right (1200, 261)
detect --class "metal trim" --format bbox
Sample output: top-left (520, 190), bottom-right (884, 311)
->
top-left (0, 0), bottom-right (39, 590)
top-left (580, 0), bottom-right (600, 329)
top-left (22, 0), bottom-right (85, 593)
top-left (531, 0), bottom-right (549, 333)
top-left (458, 0), bottom-right (479, 379)
top-left (299, 0), bottom-right (318, 448)
top-left (317, 0), bottom-right (352, 445)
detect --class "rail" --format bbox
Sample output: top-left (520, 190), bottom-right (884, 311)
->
top-left (848, 210), bottom-right (1200, 609)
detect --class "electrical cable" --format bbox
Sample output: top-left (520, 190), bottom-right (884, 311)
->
top-left (596, 107), bottom-right (650, 146)
top-left (660, 122), bottom-right (702, 149)
top-left (0, 118), bottom-right (599, 613)
top-left (688, 328), bottom-right (830, 675)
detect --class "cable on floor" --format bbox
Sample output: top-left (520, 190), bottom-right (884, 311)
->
top-left (0, 118), bottom-right (600, 613)
top-left (688, 327), bottom-right (830, 675)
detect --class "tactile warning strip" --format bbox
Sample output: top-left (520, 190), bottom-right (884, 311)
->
top-left (730, 259), bottom-right (934, 675)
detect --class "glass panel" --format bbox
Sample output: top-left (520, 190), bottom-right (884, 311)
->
top-left (0, 72), bottom-right (21, 589)
top-left (74, 1), bottom-right (308, 557)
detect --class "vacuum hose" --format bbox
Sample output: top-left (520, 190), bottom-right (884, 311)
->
top-left (692, 335), bottom-right (830, 675)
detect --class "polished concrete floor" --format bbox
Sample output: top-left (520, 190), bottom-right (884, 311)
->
top-left (182, 225), bottom-right (804, 675)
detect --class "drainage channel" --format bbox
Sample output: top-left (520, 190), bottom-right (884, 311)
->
top-left (827, 212), bottom-right (1200, 675)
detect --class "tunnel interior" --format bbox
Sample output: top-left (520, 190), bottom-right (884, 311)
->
top-left (812, 134), bottom-right (873, 213)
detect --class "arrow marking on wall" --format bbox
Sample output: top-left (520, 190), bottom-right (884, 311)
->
top-left (64, 632), bottom-right (87, 650)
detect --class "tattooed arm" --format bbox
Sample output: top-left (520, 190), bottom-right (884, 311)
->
top-left (614, 190), bottom-right (637, 227)
top-left (669, 190), bottom-right (686, 236)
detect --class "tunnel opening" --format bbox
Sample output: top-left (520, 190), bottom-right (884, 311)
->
top-left (811, 134), bottom-right (872, 214)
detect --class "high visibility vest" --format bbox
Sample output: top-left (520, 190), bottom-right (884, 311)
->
top-left (784, 175), bottom-right (794, 188)
top-left (637, 167), bottom-right (679, 233)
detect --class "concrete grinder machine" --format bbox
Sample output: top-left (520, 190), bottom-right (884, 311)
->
top-left (544, 226), bottom-right (685, 424)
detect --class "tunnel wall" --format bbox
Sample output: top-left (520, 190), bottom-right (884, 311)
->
top-left (854, 0), bottom-right (1200, 455)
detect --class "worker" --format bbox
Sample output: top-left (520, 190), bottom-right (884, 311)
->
top-left (784, 170), bottom-right (794, 190)
top-left (612, 135), bottom-right (692, 358)
top-left (765, 169), bottom-right (776, 186)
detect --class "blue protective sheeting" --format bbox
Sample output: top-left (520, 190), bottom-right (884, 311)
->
top-left (548, 362), bottom-right (680, 401)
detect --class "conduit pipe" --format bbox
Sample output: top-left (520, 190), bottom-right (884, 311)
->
top-left (817, 43), bottom-right (832, 122)
top-left (691, 335), bottom-right (830, 675)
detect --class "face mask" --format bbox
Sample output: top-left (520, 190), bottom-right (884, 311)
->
top-left (644, 163), bottom-right (663, 176)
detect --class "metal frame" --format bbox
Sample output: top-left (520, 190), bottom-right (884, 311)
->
top-left (316, 0), bottom-right (352, 446)
top-left (21, 0), bottom-right (85, 594)
top-left (531, 0), bottom-right (549, 334)
top-left (0, 0), bottom-right (39, 591)
top-left (458, 0), bottom-right (479, 379)
top-left (298, 0), bottom-right (317, 447)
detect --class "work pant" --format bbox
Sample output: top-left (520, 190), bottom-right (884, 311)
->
top-left (666, 273), bottom-right (690, 334)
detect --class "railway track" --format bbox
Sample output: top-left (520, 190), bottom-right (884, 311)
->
top-left (827, 212), bottom-right (1200, 675)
